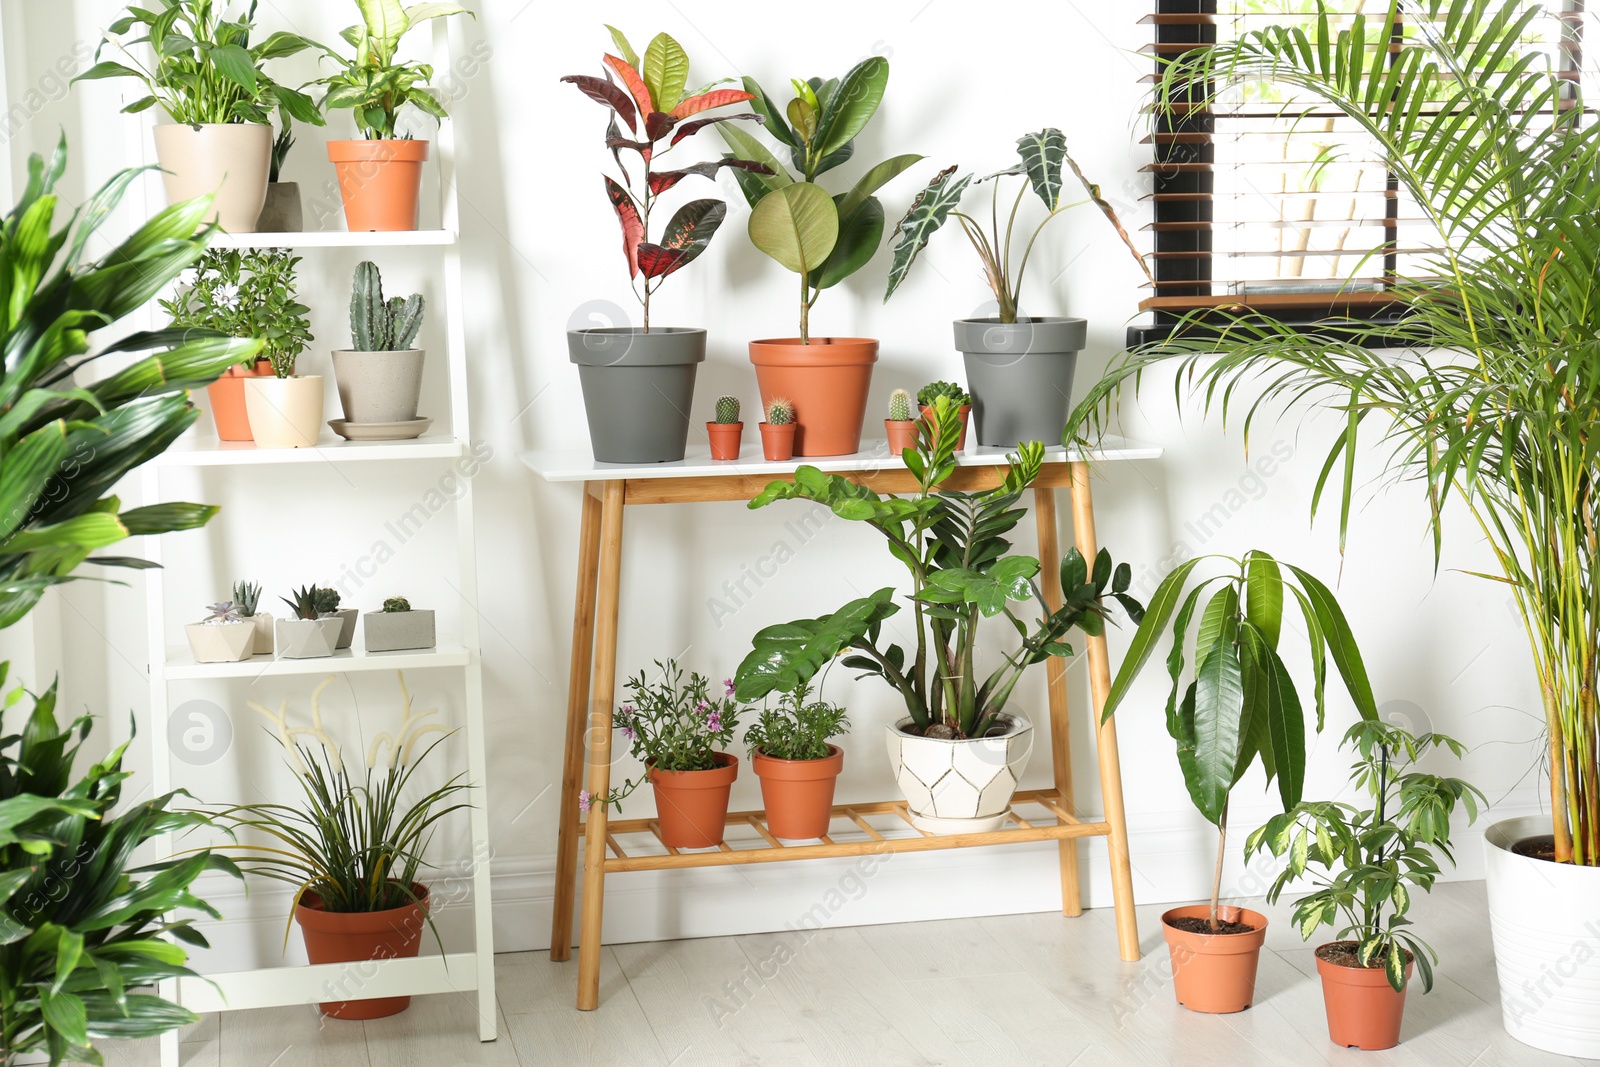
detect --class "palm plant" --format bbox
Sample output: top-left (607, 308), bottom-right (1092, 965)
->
top-left (1069, 0), bottom-right (1600, 865)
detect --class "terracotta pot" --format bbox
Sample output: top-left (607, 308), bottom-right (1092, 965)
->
top-left (296, 883), bottom-right (429, 1020)
top-left (885, 419), bottom-right (919, 455)
top-left (707, 421), bottom-right (744, 460)
top-left (151, 122), bottom-right (271, 232)
top-left (1317, 943), bottom-right (1411, 1050)
top-left (1161, 904), bottom-right (1268, 1013)
top-left (207, 361), bottom-right (269, 441)
top-left (753, 745), bottom-right (844, 840)
top-left (244, 375), bottom-right (324, 448)
top-left (328, 139), bottom-right (428, 231)
top-left (749, 338), bottom-right (877, 456)
top-left (647, 752), bottom-right (737, 849)
top-left (759, 422), bottom-right (796, 461)
top-left (919, 403), bottom-right (971, 451)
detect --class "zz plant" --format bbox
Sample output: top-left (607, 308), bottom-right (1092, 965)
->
top-left (349, 261), bottom-right (424, 351)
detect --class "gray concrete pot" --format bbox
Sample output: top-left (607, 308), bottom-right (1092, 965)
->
top-left (365, 609), bottom-right (436, 652)
top-left (332, 350), bottom-right (425, 424)
top-left (257, 182), bottom-right (303, 232)
top-left (277, 617), bottom-right (342, 659)
top-left (322, 608), bottom-right (358, 649)
top-left (568, 328), bottom-right (704, 463)
top-left (955, 317), bottom-right (1087, 448)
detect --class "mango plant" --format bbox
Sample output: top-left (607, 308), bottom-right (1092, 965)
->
top-left (562, 26), bottom-right (770, 331)
top-left (718, 58), bottom-right (921, 342)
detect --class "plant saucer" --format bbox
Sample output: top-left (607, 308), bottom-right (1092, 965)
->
top-left (328, 417), bottom-right (431, 441)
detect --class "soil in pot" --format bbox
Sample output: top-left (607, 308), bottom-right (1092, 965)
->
top-left (152, 123), bottom-right (272, 232)
top-left (648, 752), bottom-right (737, 849)
top-left (753, 746), bottom-right (843, 840)
top-left (296, 884), bottom-right (429, 1019)
top-left (1316, 941), bottom-right (1412, 1050)
top-left (707, 422), bottom-right (743, 461)
top-left (569, 328), bottom-right (704, 463)
top-left (749, 338), bottom-right (877, 456)
top-left (328, 140), bottom-right (428, 231)
top-left (1160, 904), bottom-right (1269, 1014)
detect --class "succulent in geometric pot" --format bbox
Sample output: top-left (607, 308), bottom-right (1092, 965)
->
top-left (759, 396), bottom-right (797, 461)
top-left (233, 579), bottom-right (273, 655)
top-left (276, 585), bottom-right (344, 659)
top-left (313, 585), bottom-right (358, 650)
top-left (184, 600), bottom-right (256, 663)
top-left (332, 261), bottom-right (429, 437)
top-left (885, 387), bottom-right (919, 455)
top-left (707, 395), bottom-right (744, 461)
top-left (364, 595), bottom-right (436, 653)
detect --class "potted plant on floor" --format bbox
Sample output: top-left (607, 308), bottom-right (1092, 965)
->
top-left (733, 400), bottom-right (1140, 833)
top-left (185, 600), bottom-right (256, 663)
top-left (884, 388), bottom-right (917, 455)
top-left (917, 380), bottom-right (971, 451)
top-left (759, 397), bottom-right (796, 461)
top-left (720, 59), bottom-right (922, 457)
top-left (584, 660), bottom-right (746, 849)
top-left (277, 586), bottom-right (344, 658)
top-left (364, 596), bottom-right (436, 652)
top-left (331, 261), bottom-right (428, 440)
top-left (234, 579), bottom-right (272, 654)
top-left (708, 395), bottom-right (744, 460)
top-left (1248, 721), bottom-right (1483, 1050)
top-left (220, 674), bottom-right (469, 1019)
top-left (1101, 550), bottom-right (1378, 1013)
top-left (314, 1), bottom-right (473, 230)
top-left (885, 129), bottom-right (1150, 447)
top-left (80, 1), bottom-right (322, 232)
top-left (560, 27), bottom-right (767, 463)
top-left (744, 681), bottom-right (848, 841)
top-left (257, 118), bottom-right (303, 231)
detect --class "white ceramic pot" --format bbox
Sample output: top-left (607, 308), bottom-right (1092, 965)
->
top-left (885, 714), bottom-right (1033, 834)
top-left (244, 375), bottom-right (324, 448)
top-left (1485, 816), bottom-right (1600, 1057)
top-left (276, 617), bottom-right (342, 659)
top-left (364, 609), bottom-right (435, 652)
top-left (151, 122), bottom-right (272, 233)
top-left (183, 620), bottom-right (256, 663)
top-left (332, 350), bottom-right (425, 424)
top-left (247, 612), bottom-right (274, 655)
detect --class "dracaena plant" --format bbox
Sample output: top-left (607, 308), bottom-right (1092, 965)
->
top-left (718, 58), bottom-right (922, 343)
top-left (733, 399), bottom-right (1142, 739)
top-left (562, 26), bottom-right (770, 332)
top-left (884, 129), bottom-right (1151, 321)
top-left (312, 0), bottom-right (474, 140)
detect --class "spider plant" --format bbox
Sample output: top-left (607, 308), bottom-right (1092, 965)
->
top-left (1068, 0), bottom-right (1600, 864)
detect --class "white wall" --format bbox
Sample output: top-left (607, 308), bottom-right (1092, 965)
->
top-left (3, 0), bottom-right (1551, 972)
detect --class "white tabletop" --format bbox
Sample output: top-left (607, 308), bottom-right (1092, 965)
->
top-left (520, 434), bottom-right (1161, 483)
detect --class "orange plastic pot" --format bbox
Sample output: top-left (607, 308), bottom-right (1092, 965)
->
top-left (753, 745), bottom-right (844, 840)
top-left (1317, 944), bottom-right (1411, 1050)
top-left (707, 422), bottom-right (744, 460)
top-left (1161, 904), bottom-right (1268, 1013)
top-left (206, 360), bottom-right (271, 441)
top-left (760, 422), bottom-right (796, 461)
top-left (885, 419), bottom-right (919, 455)
top-left (328, 139), bottom-right (428, 231)
top-left (919, 403), bottom-right (971, 451)
top-left (648, 753), bottom-right (737, 848)
top-left (295, 883), bottom-right (429, 1019)
top-left (749, 338), bottom-right (877, 456)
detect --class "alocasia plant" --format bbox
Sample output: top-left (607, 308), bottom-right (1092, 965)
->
top-left (562, 26), bottom-right (771, 331)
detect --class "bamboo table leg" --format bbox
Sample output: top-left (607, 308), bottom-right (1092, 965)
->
top-left (577, 480), bottom-right (627, 1008)
top-left (1068, 461), bottom-right (1141, 962)
top-left (550, 486), bottom-right (604, 961)
top-left (1033, 486), bottom-right (1083, 917)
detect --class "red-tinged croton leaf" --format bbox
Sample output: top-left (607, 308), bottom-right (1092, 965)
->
top-left (669, 113), bottom-right (763, 147)
top-left (606, 115), bottom-right (630, 184)
top-left (602, 54), bottom-right (653, 118)
top-left (603, 175), bottom-right (644, 278)
top-left (646, 159), bottom-right (773, 196)
top-left (644, 111), bottom-right (677, 142)
top-left (669, 88), bottom-right (755, 119)
top-left (635, 243), bottom-right (694, 279)
top-left (604, 134), bottom-right (653, 167)
top-left (561, 74), bottom-right (637, 134)
top-left (660, 199), bottom-right (727, 251)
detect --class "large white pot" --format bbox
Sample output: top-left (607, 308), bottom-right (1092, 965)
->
top-left (1484, 815), bottom-right (1600, 1057)
top-left (244, 375), bottom-right (324, 448)
top-left (151, 122), bottom-right (271, 233)
top-left (885, 714), bottom-right (1032, 834)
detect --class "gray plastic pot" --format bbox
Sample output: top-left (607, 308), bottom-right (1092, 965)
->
top-left (569, 328), bottom-right (704, 463)
top-left (955, 317), bottom-right (1087, 447)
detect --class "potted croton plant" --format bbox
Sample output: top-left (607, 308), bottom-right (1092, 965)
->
top-left (560, 27), bottom-right (767, 463)
top-left (885, 130), bottom-right (1151, 447)
top-left (720, 59), bottom-right (921, 457)
top-left (734, 400), bottom-right (1139, 833)
top-left (332, 261), bottom-right (428, 439)
top-left (314, 1), bottom-right (473, 230)
top-left (277, 585), bottom-right (344, 659)
top-left (744, 681), bottom-right (849, 841)
top-left (184, 601), bottom-right (256, 663)
top-left (364, 596), bottom-right (436, 652)
top-left (80, 0), bottom-right (323, 232)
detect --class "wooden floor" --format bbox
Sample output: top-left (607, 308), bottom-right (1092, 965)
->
top-left (90, 880), bottom-right (1581, 1066)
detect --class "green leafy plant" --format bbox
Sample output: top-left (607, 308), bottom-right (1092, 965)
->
top-left (281, 585), bottom-right (321, 620)
top-left (1248, 721), bottom-right (1484, 992)
top-left (78, 1), bottom-right (322, 126)
top-left (1104, 550), bottom-right (1379, 928)
top-left (269, 118), bottom-right (294, 183)
top-left (382, 596), bottom-right (411, 612)
top-left (1068, 0), bottom-right (1600, 866)
top-left (349, 261), bottom-right (424, 351)
top-left (714, 396), bottom-right (741, 425)
top-left (884, 128), bottom-right (1151, 321)
top-left (764, 397), bottom-right (795, 426)
top-left (232, 580), bottom-right (261, 616)
top-left (719, 58), bottom-right (922, 342)
top-left (312, 0), bottom-right (474, 140)
top-left (159, 249), bottom-right (314, 378)
top-left (916, 380), bottom-right (969, 408)
top-left (734, 398), bottom-right (1141, 738)
top-left (887, 388), bottom-right (914, 422)
top-left (744, 682), bottom-right (849, 762)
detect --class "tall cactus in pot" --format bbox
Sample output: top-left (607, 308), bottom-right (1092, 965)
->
top-left (334, 261), bottom-right (429, 433)
top-left (350, 261), bottom-right (425, 352)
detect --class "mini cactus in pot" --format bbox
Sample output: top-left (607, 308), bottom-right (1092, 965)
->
top-left (707, 395), bottom-right (745, 461)
top-left (760, 397), bottom-right (798, 461)
top-left (277, 585), bottom-right (345, 659)
top-left (332, 260), bottom-right (429, 436)
top-left (185, 600), bottom-right (257, 663)
top-left (312, 585), bottom-right (358, 650)
top-left (364, 595), bottom-right (437, 653)
top-left (917, 380), bottom-right (972, 451)
top-left (234, 579), bottom-right (273, 655)
top-left (885, 388), bottom-right (919, 455)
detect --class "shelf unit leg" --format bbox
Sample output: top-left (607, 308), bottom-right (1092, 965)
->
top-left (1033, 485), bottom-right (1083, 917)
top-left (1068, 462), bottom-right (1141, 961)
top-left (577, 481), bottom-right (625, 1009)
top-left (550, 487), bottom-right (604, 961)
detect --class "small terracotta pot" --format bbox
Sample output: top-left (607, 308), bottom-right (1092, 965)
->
top-left (884, 419), bottom-right (919, 455)
top-left (919, 403), bottom-right (972, 451)
top-left (749, 338), bottom-right (877, 456)
top-left (648, 752), bottom-right (737, 849)
top-left (1161, 904), bottom-right (1268, 1013)
top-left (759, 422), bottom-right (797, 461)
top-left (207, 361), bottom-right (270, 441)
top-left (753, 745), bottom-right (843, 840)
top-left (707, 421), bottom-right (744, 460)
top-left (1317, 944), bottom-right (1411, 1050)
top-left (328, 139), bottom-right (428, 231)
top-left (296, 883), bottom-right (429, 1020)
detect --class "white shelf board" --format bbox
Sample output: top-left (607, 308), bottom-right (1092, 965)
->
top-left (154, 434), bottom-right (463, 467)
top-left (173, 952), bottom-right (479, 1014)
top-left (161, 642), bottom-right (470, 681)
top-left (209, 229), bottom-right (456, 249)
top-left (521, 434), bottom-right (1163, 483)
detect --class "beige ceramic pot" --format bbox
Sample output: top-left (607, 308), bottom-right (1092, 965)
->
top-left (151, 123), bottom-right (271, 232)
top-left (244, 375), bottom-right (324, 448)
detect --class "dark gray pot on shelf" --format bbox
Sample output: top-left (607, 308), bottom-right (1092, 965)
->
top-left (955, 317), bottom-right (1087, 447)
top-left (568, 327), bottom-right (704, 463)
top-left (256, 182), bottom-right (303, 232)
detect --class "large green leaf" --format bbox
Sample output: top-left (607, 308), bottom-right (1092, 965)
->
top-left (1244, 550), bottom-right (1283, 648)
top-left (1102, 556), bottom-right (1204, 719)
top-left (641, 32), bottom-right (689, 113)
top-left (883, 166), bottom-right (972, 301)
top-left (1285, 564), bottom-right (1378, 721)
top-left (837, 153), bottom-right (922, 223)
top-left (718, 124), bottom-right (794, 205)
top-left (808, 195), bottom-right (883, 291)
top-left (734, 589), bottom-right (900, 700)
top-left (1017, 128), bottom-right (1067, 210)
top-left (741, 76), bottom-right (798, 148)
top-left (1190, 617), bottom-right (1245, 824)
top-left (748, 183), bottom-right (838, 276)
top-left (814, 56), bottom-right (889, 159)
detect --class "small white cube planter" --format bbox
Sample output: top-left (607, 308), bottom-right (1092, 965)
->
top-left (364, 609), bottom-right (436, 653)
top-left (246, 612), bottom-right (274, 655)
top-left (277, 617), bottom-right (343, 659)
top-left (885, 714), bottom-right (1033, 834)
top-left (184, 620), bottom-right (256, 663)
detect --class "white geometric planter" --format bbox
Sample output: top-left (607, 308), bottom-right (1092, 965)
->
top-left (1485, 815), bottom-right (1600, 1058)
top-left (247, 612), bottom-right (274, 655)
top-left (364, 609), bottom-right (435, 652)
top-left (276, 617), bottom-right (343, 659)
top-left (183, 621), bottom-right (256, 663)
top-left (885, 714), bottom-right (1033, 834)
